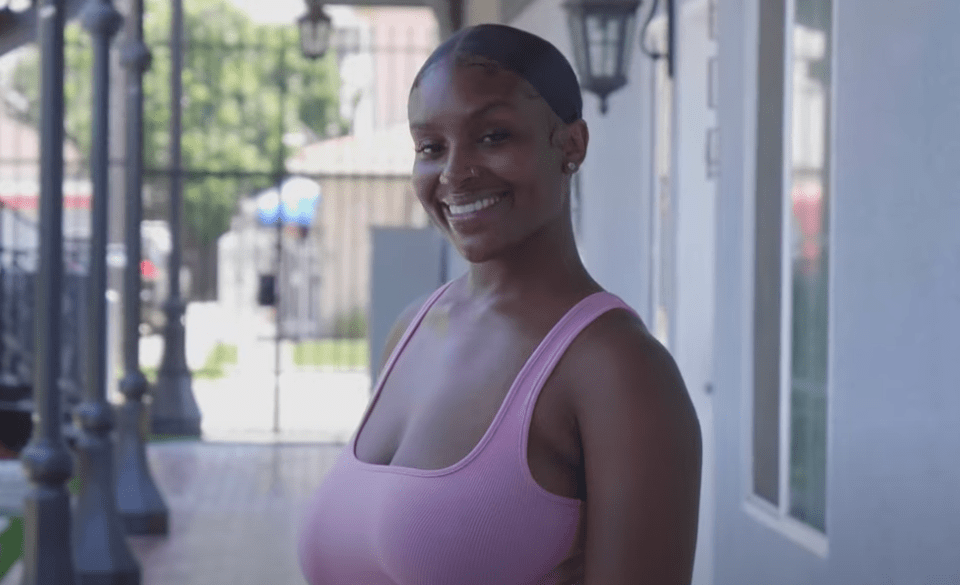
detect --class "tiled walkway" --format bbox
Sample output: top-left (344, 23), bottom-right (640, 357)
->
top-left (3, 305), bottom-right (372, 584)
top-left (2, 438), bottom-right (354, 585)
top-left (2, 441), bottom-right (347, 585)
top-left (128, 441), bottom-right (344, 585)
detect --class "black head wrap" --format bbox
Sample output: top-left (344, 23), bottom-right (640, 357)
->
top-left (412, 24), bottom-right (583, 124)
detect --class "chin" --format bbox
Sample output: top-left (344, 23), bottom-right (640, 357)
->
top-left (450, 235), bottom-right (509, 264)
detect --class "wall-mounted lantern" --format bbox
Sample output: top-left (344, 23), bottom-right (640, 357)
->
top-left (564, 0), bottom-right (674, 115)
top-left (298, 0), bottom-right (333, 59)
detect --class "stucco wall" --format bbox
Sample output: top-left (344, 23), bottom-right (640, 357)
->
top-left (713, 1), bottom-right (960, 584)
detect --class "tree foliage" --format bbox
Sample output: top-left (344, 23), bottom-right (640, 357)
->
top-left (11, 0), bottom-right (346, 247)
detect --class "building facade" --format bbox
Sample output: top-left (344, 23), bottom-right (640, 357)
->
top-left (460, 0), bottom-right (960, 583)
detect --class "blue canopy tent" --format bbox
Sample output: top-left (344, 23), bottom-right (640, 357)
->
top-left (254, 176), bottom-right (322, 309)
top-left (255, 175), bottom-right (322, 228)
top-left (256, 176), bottom-right (323, 428)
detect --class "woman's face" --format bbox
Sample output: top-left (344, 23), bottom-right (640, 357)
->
top-left (408, 58), bottom-right (574, 263)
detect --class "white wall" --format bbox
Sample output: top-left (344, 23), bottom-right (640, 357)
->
top-left (509, 0), bottom-right (654, 321)
top-left (713, 1), bottom-right (960, 583)
top-left (508, 3), bottom-right (718, 585)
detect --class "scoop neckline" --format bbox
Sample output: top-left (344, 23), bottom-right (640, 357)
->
top-left (350, 284), bottom-right (611, 478)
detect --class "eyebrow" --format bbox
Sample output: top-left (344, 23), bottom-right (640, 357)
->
top-left (410, 100), bottom-right (516, 131)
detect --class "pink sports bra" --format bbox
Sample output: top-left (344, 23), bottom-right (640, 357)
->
top-left (298, 282), bottom-right (636, 585)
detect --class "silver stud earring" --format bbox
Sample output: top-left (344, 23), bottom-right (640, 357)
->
top-left (567, 162), bottom-right (578, 172)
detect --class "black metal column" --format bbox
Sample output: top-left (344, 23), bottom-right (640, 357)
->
top-left (71, 0), bottom-right (141, 583)
top-left (115, 0), bottom-right (168, 535)
top-left (272, 45), bottom-right (288, 434)
top-left (20, 1), bottom-right (77, 583)
top-left (151, 0), bottom-right (201, 436)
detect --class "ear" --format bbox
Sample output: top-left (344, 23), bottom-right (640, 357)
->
top-left (552, 120), bottom-right (589, 172)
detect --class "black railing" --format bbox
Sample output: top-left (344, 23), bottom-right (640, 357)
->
top-left (0, 199), bottom-right (90, 451)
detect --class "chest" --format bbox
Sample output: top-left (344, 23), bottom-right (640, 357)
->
top-left (354, 309), bottom-right (585, 500)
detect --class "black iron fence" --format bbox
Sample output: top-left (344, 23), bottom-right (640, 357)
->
top-left (0, 200), bottom-right (90, 450)
top-left (0, 4), bottom-right (441, 444)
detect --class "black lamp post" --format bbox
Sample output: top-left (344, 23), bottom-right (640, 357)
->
top-left (564, 0), bottom-right (674, 115)
top-left (152, 0), bottom-right (202, 437)
top-left (116, 0), bottom-right (169, 536)
top-left (20, 1), bottom-right (77, 582)
top-left (72, 0), bottom-right (142, 582)
top-left (298, 0), bottom-right (333, 60)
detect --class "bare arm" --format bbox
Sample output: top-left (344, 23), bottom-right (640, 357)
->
top-left (570, 313), bottom-right (702, 585)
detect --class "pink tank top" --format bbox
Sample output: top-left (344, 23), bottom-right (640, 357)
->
top-left (298, 282), bottom-right (635, 585)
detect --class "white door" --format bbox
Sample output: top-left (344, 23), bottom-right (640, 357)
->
top-left (650, 1), bottom-right (718, 584)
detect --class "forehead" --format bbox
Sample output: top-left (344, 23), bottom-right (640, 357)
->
top-left (408, 59), bottom-right (543, 126)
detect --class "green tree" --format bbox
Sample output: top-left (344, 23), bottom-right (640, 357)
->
top-left (11, 0), bottom-right (346, 296)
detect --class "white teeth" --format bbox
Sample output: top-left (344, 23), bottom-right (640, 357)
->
top-left (446, 195), bottom-right (502, 216)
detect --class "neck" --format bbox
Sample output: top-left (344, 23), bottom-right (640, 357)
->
top-left (461, 215), bottom-right (597, 305)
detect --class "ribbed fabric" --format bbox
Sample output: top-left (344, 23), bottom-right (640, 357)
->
top-left (298, 283), bottom-right (636, 585)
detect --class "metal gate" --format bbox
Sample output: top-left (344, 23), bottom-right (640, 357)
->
top-left (145, 4), bottom-right (439, 439)
top-left (0, 3), bottom-right (440, 441)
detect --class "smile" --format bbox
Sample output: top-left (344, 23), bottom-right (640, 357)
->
top-left (444, 193), bottom-right (507, 218)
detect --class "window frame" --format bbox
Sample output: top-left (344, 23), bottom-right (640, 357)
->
top-left (740, 0), bottom-right (838, 557)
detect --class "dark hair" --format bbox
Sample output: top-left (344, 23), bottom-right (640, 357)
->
top-left (410, 24), bottom-right (583, 124)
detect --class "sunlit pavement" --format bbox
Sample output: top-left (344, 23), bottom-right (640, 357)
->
top-left (193, 369), bottom-right (371, 443)
top-left (140, 302), bottom-right (374, 443)
top-left (2, 440), bottom-right (349, 585)
top-left (127, 441), bottom-right (344, 585)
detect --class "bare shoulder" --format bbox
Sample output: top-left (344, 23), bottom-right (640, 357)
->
top-left (376, 291), bottom-right (433, 374)
top-left (561, 308), bottom-right (702, 585)
top-left (564, 308), bottom-right (697, 430)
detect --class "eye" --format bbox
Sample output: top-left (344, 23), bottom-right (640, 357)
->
top-left (415, 141), bottom-right (443, 156)
top-left (480, 131), bottom-right (510, 144)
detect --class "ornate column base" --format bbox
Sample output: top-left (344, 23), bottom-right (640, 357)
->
top-left (150, 299), bottom-right (201, 437)
top-left (72, 403), bottom-right (140, 585)
top-left (20, 439), bottom-right (76, 585)
top-left (115, 372), bottom-right (168, 535)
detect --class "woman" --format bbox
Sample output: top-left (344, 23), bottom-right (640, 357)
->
top-left (299, 24), bottom-right (702, 585)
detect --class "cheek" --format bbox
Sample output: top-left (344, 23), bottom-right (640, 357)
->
top-left (498, 151), bottom-right (558, 197)
top-left (411, 173), bottom-right (438, 211)
top-left (487, 150), bottom-right (540, 187)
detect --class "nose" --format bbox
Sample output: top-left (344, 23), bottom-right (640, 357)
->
top-left (439, 145), bottom-right (478, 185)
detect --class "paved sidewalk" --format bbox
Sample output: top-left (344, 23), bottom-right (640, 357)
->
top-left (193, 369), bottom-right (371, 444)
top-left (2, 441), bottom-right (346, 585)
top-left (141, 302), bottom-right (373, 443)
top-left (2, 302), bottom-right (375, 583)
top-left (128, 441), bottom-right (343, 585)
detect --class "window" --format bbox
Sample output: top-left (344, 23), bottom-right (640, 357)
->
top-left (751, 0), bottom-right (832, 537)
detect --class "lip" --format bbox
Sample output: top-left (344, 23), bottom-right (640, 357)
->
top-left (442, 191), bottom-right (509, 227)
top-left (440, 190), bottom-right (508, 207)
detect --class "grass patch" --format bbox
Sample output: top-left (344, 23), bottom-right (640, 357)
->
top-left (140, 343), bottom-right (238, 382)
top-left (293, 339), bottom-right (368, 369)
top-left (142, 366), bottom-right (158, 384)
top-left (194, 343), bottom-right (238, 379)
top-left (0, 475), bottom-right (90, 578)
top-left (0, 516), bottom-right (23, 580)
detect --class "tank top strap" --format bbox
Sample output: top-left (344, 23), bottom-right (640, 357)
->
top-left (375, 280), bottom-right (455, 384)
top-left (515, 291), bottom-right (638, 426)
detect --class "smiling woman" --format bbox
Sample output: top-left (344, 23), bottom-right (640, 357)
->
top-left (298, 24), bottom-right (702, 585)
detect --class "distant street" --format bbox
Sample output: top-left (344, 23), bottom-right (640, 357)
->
top-left (140, 301), bottom-right (372, 443)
